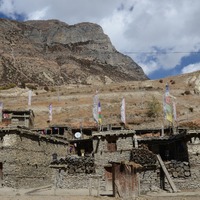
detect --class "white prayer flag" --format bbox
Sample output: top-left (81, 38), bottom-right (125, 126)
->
top-left (28, 90), bottom-right (32, 106)
top-left (121, 97), bottom-right (126, 124)
top-left (92, 92), bottom-right (99, 123)
top-left (49, 104), bottom-right (52, 121)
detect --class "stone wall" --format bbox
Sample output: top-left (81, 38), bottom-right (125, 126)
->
top-left (0, 132), bottom-right (67, 188)
top-left (52, 169), bottom-right (92, 189)
top-left (174, 137), bottom-right (200, 190)
top-left (138, 136), bottom-right (200, 193)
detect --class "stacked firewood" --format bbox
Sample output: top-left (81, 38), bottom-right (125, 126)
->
top-left (165, 160), bottom-right (191, 178)
top-left (130, 148), bottom-right (157, 166)
top-left (51, 155), bottom-right (95, 174)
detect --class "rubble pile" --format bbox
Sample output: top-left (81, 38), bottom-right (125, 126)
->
top-left (51, 155), bottom-right (95, 174)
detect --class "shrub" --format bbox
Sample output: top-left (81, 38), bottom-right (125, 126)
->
top-left (20, 82), bottom-right (26, 89)
top-left (146, 96), bottom-right (162, 118)
top-left (44, 86), bottom-right (49, 91)
top-left (171, 80), bottom-right (175, 84)
top-left (184, 90), bottom-right (191, 95)
top-left (189, 107), bottom-right (193, 112)
top-left (159, 79), bottom-right (163, 83)
top-left (27, 85), bottom-right (37, 90)
top-left (0, 83), bottom-right (16, 90)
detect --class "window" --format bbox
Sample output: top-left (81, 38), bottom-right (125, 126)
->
top-left (107, 137), bottom-right (117, 152)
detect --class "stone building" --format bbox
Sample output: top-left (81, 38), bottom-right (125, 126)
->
top-left (134, 128), bottom-right (200, 193)
top-left (92, 128), bottom-right (135, 192)
top-left (1, 109), bottom-right (34, 129)
top-left (50, 126), bottom-right (97, 190)
top-left (0, 127), bottom-right (68, 188)
top-left (0, 109), bottom-right (68, 188)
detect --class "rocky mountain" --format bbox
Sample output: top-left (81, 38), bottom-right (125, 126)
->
top-left (0, 18), bottom-right (148, 86)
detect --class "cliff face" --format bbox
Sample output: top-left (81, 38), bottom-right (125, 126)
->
top-left (0, 19), bottom-right (148, 86)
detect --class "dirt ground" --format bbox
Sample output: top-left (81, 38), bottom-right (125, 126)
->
top-left (1, 187), bottom-right (200, 200)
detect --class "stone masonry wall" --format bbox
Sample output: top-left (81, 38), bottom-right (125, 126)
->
top-left (163, 137), bottom-right (200, 191)
top-left (173, 137), bottom-right (200, 190)
top-left (139, 137), bottom-right (200, 193)
top-left (52, 169), bottom-right (93, 189)
top-left (0, 133), bottom-right (67, 188)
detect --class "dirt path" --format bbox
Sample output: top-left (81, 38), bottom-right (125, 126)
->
top-left (1, 187), bottom-right (200, 200)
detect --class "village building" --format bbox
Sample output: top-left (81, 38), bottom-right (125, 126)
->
top-left (1, 109), bottom-right (34, 129)
top-left (50, 126), bottom-right (97, 190)
top-left (0, 108), bottom-right (200, 198)
top-left (0, 110), bottom-right (68, 188)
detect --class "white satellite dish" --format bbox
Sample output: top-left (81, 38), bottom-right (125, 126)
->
top-left (75, 132), bottom-right (81, 139)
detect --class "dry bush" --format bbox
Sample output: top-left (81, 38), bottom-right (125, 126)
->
top-left (184, 90), bottom-right (191, 95)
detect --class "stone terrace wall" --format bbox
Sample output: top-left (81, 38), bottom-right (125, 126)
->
top-left (52, 169), bottom-right (92, 189)
top-left (93, 135), bottom-right (133, 190)
top-left (0, 133), bottom-right (67, 188)
top-left (139, 170), bottom-right (160, 194)
top-left (173, 137), bottom-right (200, 190)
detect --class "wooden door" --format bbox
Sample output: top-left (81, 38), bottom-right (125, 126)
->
top-left (104, 166), bottom-right (113, 191)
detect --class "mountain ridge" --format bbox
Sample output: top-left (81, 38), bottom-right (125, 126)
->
top-left (0, 18), bottom-right (148, 86)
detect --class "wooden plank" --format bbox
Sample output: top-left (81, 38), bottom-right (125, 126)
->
top-left (114, 180), bottom-right (123, 198)
top-left (157, 154), bottom-right (178, 193)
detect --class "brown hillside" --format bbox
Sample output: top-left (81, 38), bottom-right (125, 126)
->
top-left (0, 70), bottom-right (199, 130)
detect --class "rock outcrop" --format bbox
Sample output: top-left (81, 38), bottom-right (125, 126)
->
top-left (0, 19), bottom-right (148, 86)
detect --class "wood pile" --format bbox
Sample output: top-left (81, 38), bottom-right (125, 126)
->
top-left (165, 160), bottom-right (191, 178)
top-left (179, 121), bottom-right (200, 129)
top-left (130, 148), bottom-right (157, 166)
top-left (51, 155), bottom-right (95, 174)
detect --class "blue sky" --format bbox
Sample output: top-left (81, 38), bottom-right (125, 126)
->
top-left (0, 0), bottom-right (200, 80)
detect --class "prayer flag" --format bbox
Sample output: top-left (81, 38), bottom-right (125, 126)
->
top-left (121, 97), bottom-right (126, 124)
top-left (173, 101), bottom-right (177, 121)
top-left (49, 103), bottom-right (52, 121)
top-left (98, 101), bottom-right (102, 125)
top-left (28, 90), bottom-right (32, 106)
top-left (92, 93), bottom-right (99, 123)
top-left (163, 84), bottom-right (174, 123)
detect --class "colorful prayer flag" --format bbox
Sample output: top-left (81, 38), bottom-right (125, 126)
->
top-left (98, 101), bottom-right (102, 125)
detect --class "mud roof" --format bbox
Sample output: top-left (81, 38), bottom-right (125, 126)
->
top-left (3, 109), bottom-right (35, 117)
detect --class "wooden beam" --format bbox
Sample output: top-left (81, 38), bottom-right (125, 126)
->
top-left (157, 154), bottom-right (178, 193)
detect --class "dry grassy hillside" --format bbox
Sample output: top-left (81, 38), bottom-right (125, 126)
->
top-left (0, 71), bottom-right (199, 130)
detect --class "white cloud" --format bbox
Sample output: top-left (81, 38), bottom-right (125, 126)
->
top-left (1, 0), bottom-right (200, 78)
top-left (0, 0), bottom-right (15, 18)
top-left (181, 63), bottom-right (200, 74)
top-left (27, 7), bottom-right (49, 20)
top-left (138, 60), bottom-right (160, 76)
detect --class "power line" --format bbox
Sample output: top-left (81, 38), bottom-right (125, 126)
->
top-left (123, 51), bottom-right (200, 55)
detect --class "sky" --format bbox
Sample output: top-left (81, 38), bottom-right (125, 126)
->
top-left (0, 0), bottom-right (200, 79)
